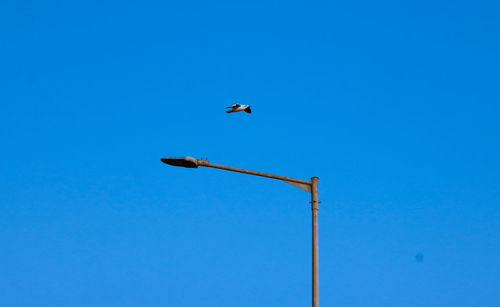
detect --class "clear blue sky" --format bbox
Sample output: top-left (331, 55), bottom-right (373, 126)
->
top-left (1, 0), bottom-right (499, 306)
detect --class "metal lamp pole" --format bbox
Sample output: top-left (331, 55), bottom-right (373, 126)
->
top-left (161, 156), bottom-right (319, 307)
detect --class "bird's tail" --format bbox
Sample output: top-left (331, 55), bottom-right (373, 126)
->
top-left (244, 106), bottom-right (252, 114)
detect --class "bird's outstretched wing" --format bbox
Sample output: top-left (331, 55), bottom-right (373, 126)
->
top-left (244, 106), bottom-right (252, 113)
top-left (225, 103), bottom-right (240, 108)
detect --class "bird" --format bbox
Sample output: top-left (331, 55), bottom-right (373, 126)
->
top-left (225, 103), bottom-right (252, 114)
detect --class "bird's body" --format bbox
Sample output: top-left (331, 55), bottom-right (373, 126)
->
top-left (225, 103), bottom-right (252, 114)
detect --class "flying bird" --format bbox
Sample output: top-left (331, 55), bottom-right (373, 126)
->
top-left (225, 103), bottom-right (252, 114)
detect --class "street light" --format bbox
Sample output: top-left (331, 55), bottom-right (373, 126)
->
top-left (161, 156), bottom-right (320, 307)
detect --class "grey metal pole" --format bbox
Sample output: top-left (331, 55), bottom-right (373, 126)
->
top-left (311, 177), bottom-right (319, 307)
top-left (198, 160), bottom-right (311, 186)
top-left (161, 157), bottom-right (319, 305)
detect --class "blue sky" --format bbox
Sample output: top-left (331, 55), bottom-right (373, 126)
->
top-left (1, 0), bottom-right (499, 306)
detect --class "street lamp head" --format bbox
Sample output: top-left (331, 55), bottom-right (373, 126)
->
top-left (161, 156), bottom-right (199, 168)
